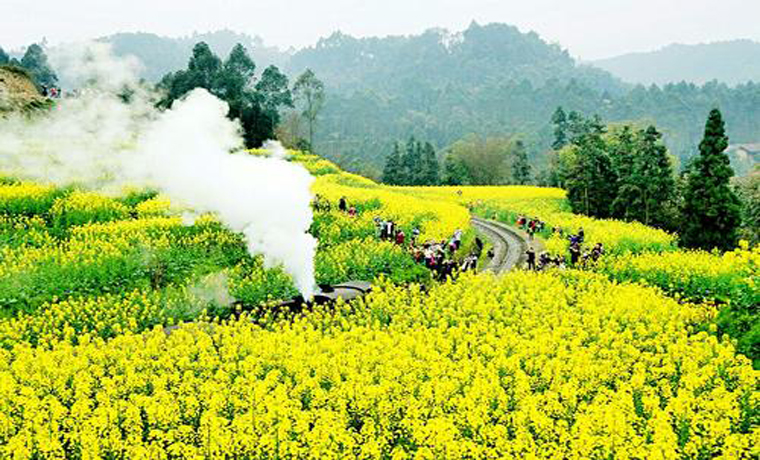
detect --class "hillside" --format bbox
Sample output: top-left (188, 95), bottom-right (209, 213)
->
top-left (593, 39), bottom-right (760, 86)
top-left (60, 26), bottom-right (760, 177)
top-left (0, 66), bottom-right (48, 115)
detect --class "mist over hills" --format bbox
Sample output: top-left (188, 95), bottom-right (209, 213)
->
top-left (593, 40), bottom-right (760, 86)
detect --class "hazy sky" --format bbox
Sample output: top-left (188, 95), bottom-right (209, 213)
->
top-left (2, 0), bottom-right (758, 60)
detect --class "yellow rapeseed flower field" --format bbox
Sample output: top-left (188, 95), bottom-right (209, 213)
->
top-left (0, 152), bottom-right (756, 458)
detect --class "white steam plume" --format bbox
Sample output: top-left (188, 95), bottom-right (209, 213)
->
top-left (0, 42), bottom-right (317, 297)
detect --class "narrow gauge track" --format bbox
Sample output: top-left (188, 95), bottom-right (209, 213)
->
top-left (471, 217), bottom-right (530, 273)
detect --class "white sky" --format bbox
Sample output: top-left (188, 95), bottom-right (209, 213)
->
top-left (1, 0), bottom-right (758, 60)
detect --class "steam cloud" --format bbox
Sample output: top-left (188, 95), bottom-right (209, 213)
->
top-left (0, 42), bottom-right (317, 297)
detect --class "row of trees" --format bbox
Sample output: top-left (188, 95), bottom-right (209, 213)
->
top-left (382, 138), bottom-right (439, 186)
top-left (554, 107), bottom-right (742, 250)
top-left (381, 135), bottom-right (534, 187)
top-left (0, 43), bottom-right (58, 89)
top-left (158, 42), bottom-right (325, 149)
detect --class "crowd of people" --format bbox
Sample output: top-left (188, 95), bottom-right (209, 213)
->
top-left (312, 195), bottom-right (480, 281)
top-left (523, 222), bottom-right (605, 271)
top-left (312, 196), bottom-right (608, 279)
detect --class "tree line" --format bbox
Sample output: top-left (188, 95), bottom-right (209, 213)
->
top-left (552, 107), bottom-right (743, 251)
top-left (157, 42), bottom-right (324, 149)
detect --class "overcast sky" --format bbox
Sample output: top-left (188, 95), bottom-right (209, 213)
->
top-left (2, 0), bottom-right (758, 60)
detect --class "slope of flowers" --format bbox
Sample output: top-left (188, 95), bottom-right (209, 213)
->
top-left (400, 186), bottom-right (677, 254)
top-left (0, 272), bottom-right (756, 459)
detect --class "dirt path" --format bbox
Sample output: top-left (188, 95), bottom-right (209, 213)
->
top-left (471, 217), bottom-right (544, 273)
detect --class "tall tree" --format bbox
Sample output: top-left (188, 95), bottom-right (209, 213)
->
top-left (632, 126), bottom-right (676, 227)
top-left (564, 129), bottom-right (617, 218)
top-left (158, 42), bottom-right (292, 148)
top-left (187, 42), bottom-right (222, 91)
top-left (511, 140), bottom-right (532, 185)
top-left (551, 107), bottom-right (568, 150)
top-left (401, 137), bottom-right (423, 185)
top-left (382, 142), bottom-right (403, 185)
top-left (421, 142), bottom-right (440, 185)
top-left (20, 44), bottom-right (58, 89)
top-left (293, 69), bottom-right (325, 152)
top-left (609, 126), bottom-right (638, 219)
top-left (0, 46), bottom-right (9, 65)
top-left (680, 109), bottom-right (742, 250)
top-left (256, 65), bottom-right (293, 121)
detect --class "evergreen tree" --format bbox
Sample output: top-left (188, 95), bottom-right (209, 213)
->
top-left (609, 126), bottom-right (638, 219)
top-left (20, 44), bottom-right (58, 88)
top-left (681, 109), bottom-right (742, 250)
top-left (0, 46), bottom-right (9, 65)
top-left (401, 137), bottom-right (423, 185)
top-left (564, 130), bottom-right (617, 218)
top-left (421, 142), bottom-right (440, 185)
top-left (511, 140), bottom-right (532, 185)
top-left (631, 126), bottom-right (676, 227)
top-left (551, 107), bottom-right (568, 150)
top-left (382, 142), bottom-right (403, 185)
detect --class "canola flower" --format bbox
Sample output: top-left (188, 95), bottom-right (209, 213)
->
top-left (0, 272), bottom-right (756, 459)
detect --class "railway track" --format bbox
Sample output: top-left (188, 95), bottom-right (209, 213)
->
top-left (471, 217), bottom-right (532, 273)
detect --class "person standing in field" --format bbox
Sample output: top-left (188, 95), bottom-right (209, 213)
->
top-left (526, 247), bottom-right (536, 270)
top-left (339, 196), bottom-right (347, 212)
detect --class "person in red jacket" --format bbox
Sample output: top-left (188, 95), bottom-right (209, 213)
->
top-left (395, 230), bottom-right (405, 246)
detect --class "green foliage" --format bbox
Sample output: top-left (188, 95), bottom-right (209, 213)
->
top-left (511, 140), bottom-right (532, 185)
top-left (681, 109), bottom-right (742, 251)
top-left (158, 42), bottom-right (293, 148)
top-left (0, 47), bottom-right (9, 65)
top-left (733, 170), bottom-right (759, 246)
top-left (382, 138), bottom-right (440, 186)
top-left (19, 44), bottom-right (58, 89)
top-left (382, 142), bottom-right (403, 185)
top-left (293, 69), bottom-right (325, 151)
top-left (563, 128), bottom-right (617, 218)
top-left (612, 126), bottom-right (677, 228)
top-left (444, 135), bottom-right (526, 185)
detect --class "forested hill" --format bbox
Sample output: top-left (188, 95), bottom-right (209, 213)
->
top-left (284, 24), bottom-right (760, 177)
top-left (593, 40), bottom-right (760, 86)
top-left (287, 23), bottom-right (622, 94)
top-left (92, 24), bottom-right (760, 178)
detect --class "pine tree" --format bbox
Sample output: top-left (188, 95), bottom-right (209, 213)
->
top-left (511, 140), bottom-right (532, 185)
top-left (382, 142), bottom-right (403, 185)
top-left (681, 109), bottom-right (742, 250)
top-left (0, 46), bottom-right (9, 65)
top-left (421, 142), bottom-right (440, 185)
top-left (551, 107), bottom-right (568, 150)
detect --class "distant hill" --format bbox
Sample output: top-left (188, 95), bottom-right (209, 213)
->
top-left (100, 30), bottom-right (289, 82)
top-left (288, 23), bottom-right (623, 94)
top-left (592, 40), bottom-right (760, 86)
